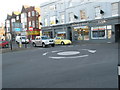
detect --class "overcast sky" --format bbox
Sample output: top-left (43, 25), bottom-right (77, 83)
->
top-left (0, 0), bottom-right (49, 26)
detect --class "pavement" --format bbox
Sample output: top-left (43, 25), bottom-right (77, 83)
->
top-left (0, 42), bottom-right (118, 54)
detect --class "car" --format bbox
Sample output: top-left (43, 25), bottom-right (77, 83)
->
top-left (54, 37), bottom-right (72, 45)
top-left (31, 36), bottom-right (55, 47)
top-left (15, 36), bottom-right (29, 44)
top-left (0, 40), bottom-right (9, 48)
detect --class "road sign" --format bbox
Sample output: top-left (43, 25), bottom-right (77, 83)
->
top-left (29, 27), bottom-right (33, 31)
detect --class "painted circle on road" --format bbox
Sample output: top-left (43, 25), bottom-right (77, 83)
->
top-left (57, 51), bottom-right (80, 56)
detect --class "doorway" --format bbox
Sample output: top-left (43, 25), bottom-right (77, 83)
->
top-left (115, 24), bottom-right (120, 42)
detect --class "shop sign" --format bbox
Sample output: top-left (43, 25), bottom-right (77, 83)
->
top-left (74, 26), bottom-right (89, 30)
top-left (72, 22), bottom-right (88, 26)
top-left (97, 20), bottom-right (107, 24)
top-left (27, 31), bottom-right (40, 35)
top-left (14, 28), bottom-right (21, 31)
top-left (91, 26), bottom-right (106, 30)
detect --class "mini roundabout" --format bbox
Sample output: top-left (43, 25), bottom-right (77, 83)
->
top-left (42, 48), bottom-right (96, 60)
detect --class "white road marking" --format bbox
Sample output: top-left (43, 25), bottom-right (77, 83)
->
top-left (43, 52), bottom-right (48, 56)
top-left (49, 55), bottom-right (89, 59)
top-left (57, 51), bottom-right (80, 56)
top-left (82, 49), bottom-right (96, 54)
top-left (88, 50), bottom-right (96, 53)
top-left (51, 50), bottom-right (63, 53)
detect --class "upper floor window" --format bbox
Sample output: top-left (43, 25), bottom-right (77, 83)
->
top-left (59, 2), bottom-right (64, 10)
top-left (11, 18), bottom-right (15, 22)
top-left (32, 21), bottom-right (35, 28)
top-left (68, 0), bottom-right (73, 7)
top-left (69, 12), bottom-right (74, 22)
top-left (28, 12), bottom-right (31, 17)
top-left (16, 16), bottom-right (19, 20)
top-left (29, 21), bottom-right (31, 27)
top-left (80, 10), bottom-right (87, 20)
top-left (44, 18), bottom-right (48, 26)
top-left (112, 2), bottom-right (118, 16)
top-left (50, 5), bottom-right (56, 11)
top-left (21, 13), bottom-right (27, 18)
top-left (50, 16), bottom-right (56, 25)
top-left (95, 6), bottom-right (101, 19)
top-left (32, 11), bottom-right (35, 16)
top-left (60, 12), bottom-right (65, 24)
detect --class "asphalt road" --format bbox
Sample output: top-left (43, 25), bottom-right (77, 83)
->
top-left (2, 43), bottom-right (118, 88)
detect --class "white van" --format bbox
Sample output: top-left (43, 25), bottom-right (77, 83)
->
top-left (15, 36), bottom-right (29, 44)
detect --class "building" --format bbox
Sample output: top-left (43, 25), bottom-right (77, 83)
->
top-left (21, 5), bottom-right (41, 40)
top-left (5, 11), bottom-right (22, 41)
top-left (0, 24), bottom-right (5, 40)
top-left (40, 0), bottom-right (120, 43)
top-left (5, 5), bottom-right (41, 41)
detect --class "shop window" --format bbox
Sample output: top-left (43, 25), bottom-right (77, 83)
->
top-left (74, 26), bottom-right (89, 40)
top-left (91, 26), bottom-right (106, 39)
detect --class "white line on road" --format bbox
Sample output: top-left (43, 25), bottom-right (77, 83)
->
top-left (49, 55), bottom-right (89, 59)
top-left (43, 52), bottom-right (48, 56)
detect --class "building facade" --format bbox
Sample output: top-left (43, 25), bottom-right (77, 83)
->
top-left (21, 5), bottom-right (41, 40)
top-left (40, 0), bottom-right (120, 43)
top-left (5, 12), bottom-right (22, 41)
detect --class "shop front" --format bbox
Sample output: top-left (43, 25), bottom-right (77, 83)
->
top-left (73, 26), bottom-right (89, 41)
top-left (71, 16), bottom-right (120, 43)
top-left (26, 29), bottom-right (41, 40)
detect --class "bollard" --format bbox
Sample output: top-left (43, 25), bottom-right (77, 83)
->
top-left (19, 41), bottom-right (22, 48)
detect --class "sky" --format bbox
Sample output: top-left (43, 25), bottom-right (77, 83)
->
top-left (0, 0), bottom-right (49, 26)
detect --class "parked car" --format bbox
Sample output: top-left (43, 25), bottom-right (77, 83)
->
top-left (31, 36), bottom-right (55, 47)
top-left (15, 36), bottom-right (29, 44)
top-left (54, 37), bottom-right (72, 45)
top-left (0, 40), bottom-right (9, 48)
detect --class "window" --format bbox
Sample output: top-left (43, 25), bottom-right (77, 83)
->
top-left (80, 10), bottom-right (87, 20)
top-left (11, 18), bottom-right (15, 22)
top-left (91, 26), bottom-right (106, 39)
top-left (74, 26), bottom-right (89, 40)
top-left (50, 16), bottom-right (56, 25)
top-left (69, 12), bottom-right (74, 22)
top-left (32, 21), bottom-right (35, 28)
top-left (50, 5), bottom-right (56, 11)
top-left (60, 12), bottom-right (65, 24)
top-left (112, 2), bottom-right (118, 16)
top-left (29, 21), bottom-right (31, 27)
top-left (59, 2), bottom-right (64, 10)
top-left (28, 12), bottom-right (31, 17)
top-left (95, 6), bottom-right (101, 19)
top-left (44, 18), bottom-right (48, 26)
top-left (68, 0), bottom-right (73, 7)
top-left (36, 20), bottom-right (39, 28)
top-left (32, 11), bottom-right (35, 16)
top-left (16, 16), bottom-right (19, 20)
